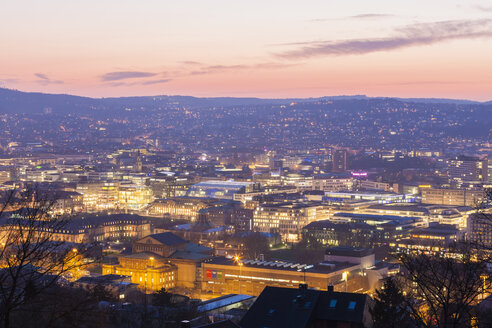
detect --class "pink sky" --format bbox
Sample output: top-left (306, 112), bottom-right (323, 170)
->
top-left (1, 1), bottom-right (492, 100)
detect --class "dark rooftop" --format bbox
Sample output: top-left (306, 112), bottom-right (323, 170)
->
top-left (240, 286), bottom-right (371, 328)
top-left (325, 246), bottom-right (374, 258)
top-left (149, 232), bottom-right (188, 245)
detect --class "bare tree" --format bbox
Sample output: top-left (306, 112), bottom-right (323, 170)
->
top-left (0, 186), bottom-right (95, 328)
top-left (397, 241), bottom-right (491, 328)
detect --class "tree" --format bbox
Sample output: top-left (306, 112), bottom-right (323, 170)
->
top-left (0, 187), bottom-right (95, 328)
top-left (242, 232), bottom-right (270, 260)
top-left (152, 287), bottom-right (172, 307)
top-left (371, 277), bottom-right (414, 328)
top-left (397, 243), bottom-right (491, 328)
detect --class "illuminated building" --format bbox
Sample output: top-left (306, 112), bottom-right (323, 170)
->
top-left (391, 223), bottom-right (464, 255)
top-left (253, 202), bottom-right (329, 242)
top-left (331, 212), bottom-right (426, 229)
top-left (147, 197), bottom-right (230, 220)
top-left (76, 182), bottom-right (119, 212)
top-left (448, 156), bottom-right (488, 186)
top-left (281, 174), bottom-right (313, 191)
top-left (312, 173), bottom-right (354, 192)
top-left (103, 232), bottom-right (213, 292)
top-left (359, 180), bottom-right (395, 192)
top-left (103, 253), bottom-right (177, 293)
top-left (148, 175), bottom-right (196, 198)
top-left (361, 203), bottom-right (472, 229)
top-left (323, 191), bottom-right (417, 204)
top-left (201, 257), bottom-right (361, 296)
top-left (201, 248), bottom-right (389, 297)
top-left (421, 188), bottom-right (485, 206)
top-left (118, 184), bottom-right (153, 211)
top-left (302, 219), bottom-right (413, 248)
top-left (0, 214), bottom-right (151, 243)
top-left (50, 190), bottom-right (84, 215)
top-left (186, 180), bottom-right (260, 200)
top-left (467, 213), bottom-right (492, 248)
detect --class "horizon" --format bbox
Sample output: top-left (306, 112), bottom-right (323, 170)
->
top-left (2, 86), bottom-right (490, 103)
top-left (1, 1), bottom-right (492, 101)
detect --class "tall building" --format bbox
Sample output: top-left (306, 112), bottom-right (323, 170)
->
top-left (467, 213), bottom-right (492, 248)
top-left (448, 156), bottom-right (487, 186)
top-left (332, 150), bottom-right (348, 172)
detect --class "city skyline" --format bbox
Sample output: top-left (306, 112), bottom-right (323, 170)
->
top-left (2, 0), bottom-right (492, 100)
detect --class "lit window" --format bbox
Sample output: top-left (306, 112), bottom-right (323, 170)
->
top-left (348, 301), bottom-right (356, 310)
top-left (329, 299), bottom-right (337, 308)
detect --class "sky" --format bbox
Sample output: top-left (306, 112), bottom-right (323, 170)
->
top-left (1, 0), bottom-right (492, 100)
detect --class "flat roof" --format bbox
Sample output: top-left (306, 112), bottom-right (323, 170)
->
top-left (203, 257), bottom-right (357, 274)
top-left (325, 247), bottom-right (374, 257)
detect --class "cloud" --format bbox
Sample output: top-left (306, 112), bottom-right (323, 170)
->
top-left (278, 19), bottom-right (492, 59)
top-left (35, 73), bottom-right (49, 80)
top-left (189, 62), bottom-right (296, 76)
top-left (311, 13), bottom-right (394, 22)
top-left (34, 73), bottom-right (63, 85)
top-left (349, 13), bottom-right (394, 19)
top-left (476, 5), bottom-right (492, 12)
top-left (101, 71), bottom-right (158, 81)
top-left (141, 79), bottom-right (172, 85)
top-left (181, 61), bottom-right (203, 66)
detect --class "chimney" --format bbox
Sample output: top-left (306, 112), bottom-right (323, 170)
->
top-left (259, 253), bottom-right (265, 261)
top-left (327, 285), bottom-right (334, 292)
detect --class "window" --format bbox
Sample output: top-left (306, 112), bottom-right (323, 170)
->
top-left (348, 301), bottom-right (356, 310)
top-left (329, 299), bottom-right (337, 308)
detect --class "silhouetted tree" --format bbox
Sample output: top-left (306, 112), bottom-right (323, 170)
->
top-left (152, 287), bottom-right (172, 307)
top-left (371, 277), bottom-right (414, 328)
top-left (0, 187), bottom-right (95, 328)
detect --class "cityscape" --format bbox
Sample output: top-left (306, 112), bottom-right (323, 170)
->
top-left (1, 1), bottom-right (492, 328)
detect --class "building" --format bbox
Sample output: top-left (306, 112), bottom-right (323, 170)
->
top-left (421, 188), bottom-right (485, 207)
top-left (74, 274), bottom-right (139, 301)
top-left (359, 180), bottom-right (395, 192)
top-left (148, 175), bottom-right (197, 199)
top-left (323, 191), bottom-right (417, 204)
top-left (240, 286), bottom-right (373, 328)
top-left (467, 212), bottom-right (492, 248)
top-left (103, 252), bottom-right (178, 293)
top-left (200, 257), bottom-right (365, 297)
top-left (186, 181), bottom-right (260, 200)
top-left (331, 212), bottom-right (426, 229)
top-left (392, 223), bottom-right (464, 255)
top-left (302, 219), bottom-right (416, 248)
top-left (448, 156), bottom-right (487, 186)
top-left (312, 173), bottom-right (354, 192)
top-left (147, 197), bottom-right (231, 220)
top-left (103, 232), bottom-right (213, 292)
top-left (0, 213), bottom-right (151, 244)
top-left (76, 182), bottom-right (119, 212)
top-left (332, 149), bottom-right (348, 172)
top-left (253, 202), bottom-right (329, 241)
top-left (118, 184), bottom-right (153, 211)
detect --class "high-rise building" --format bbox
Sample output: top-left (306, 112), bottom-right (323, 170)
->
top-left (448, 156), bottom-right (487, 186)
top-left (332, 150), bottom-right (348, 172)
top-left (467, 213), bottom-right (492, 248)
